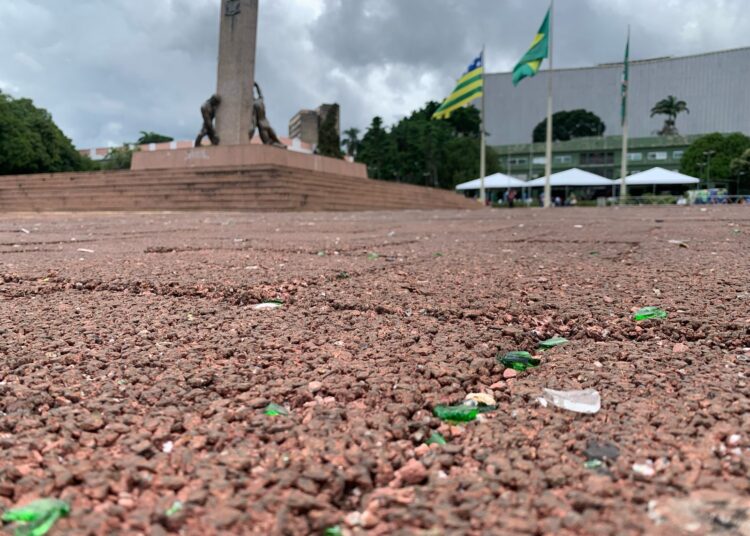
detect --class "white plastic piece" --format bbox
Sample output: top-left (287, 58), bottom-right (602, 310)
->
top-left (538, 388), bottom-right (601, 414)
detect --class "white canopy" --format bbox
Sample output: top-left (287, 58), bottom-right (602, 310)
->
top-left (455, 173), bottom-right (528, 191)
top-left (615, 167), bottom-right (700, 185)
top-left (526, 168), bottom-right (614, 187)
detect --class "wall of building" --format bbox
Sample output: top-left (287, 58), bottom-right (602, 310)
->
top-left (485, 47), bottom-right (750, 146)
top-left (495, 135), bottom-right (699, 180)
top-left (289, 110), bottom-right (320, 145)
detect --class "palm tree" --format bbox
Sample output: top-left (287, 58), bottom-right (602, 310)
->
top-left (650, 96), bottom-right (689, 136)
top-left (341, 128), bottom-right (360, 157)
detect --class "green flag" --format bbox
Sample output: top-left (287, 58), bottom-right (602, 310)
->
top-left (512, 7), bottom-right (551, 86)
top-left (621, 30), bottom-right (630, 126)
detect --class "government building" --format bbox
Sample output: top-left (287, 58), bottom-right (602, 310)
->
top-left (484, 47), bottom-right (750, 180)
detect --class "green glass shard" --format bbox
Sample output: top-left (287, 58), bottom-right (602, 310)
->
top-left (498, 351), bottom-right (541, 371)
top-left (264, 403), bottom-right (289, 417)
top-left (434, 404), bottom-right (478, 422)
top-left (426, 432), bottom-right (448, 445)
top-left (539, 337), bottom-right (568, 349)
top-left (2, 499), bottom-right (70, 536)
top-left (165, 501), bottom-right (183, 517)
top-left (633, 307), bottom-right (667, 321)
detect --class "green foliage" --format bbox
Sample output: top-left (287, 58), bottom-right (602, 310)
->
top-left (356, 103), bottom-right (499, 189)
top-left (341, 128), bottom-right (360, 157)
top-left (0, 91), bottom-right (91, 175)
top-left (317, 104), bottom-right (343, 159)
top-left (680, 132), bottom-right (750, 186)
top-left (100, 144), bottom-right (138, 170)
top-left (640, 194), bottom-right (678, 205)
top-left (137, 131), bottom-right (173, 144)
top-left (730, 148), bottom-right (750, 194)
top-left (356, 117), bottom-right (397, 180)
top-left (533, 109), bottom-right (605, 143)
top-left (651, 95), bottom-right (689, 135)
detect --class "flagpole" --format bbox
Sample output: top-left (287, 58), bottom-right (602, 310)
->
top-left (620, 26), bottom-right (630, 205)
top-left (480, 46), bottom-right (487, 205)
top-left (543, 0), bottom-right (554, 208)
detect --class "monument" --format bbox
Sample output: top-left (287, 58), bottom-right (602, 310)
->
top-left (132, 0), bottom-right (364, 175)
top-left (214, 0), bottom-right (259, 146)
top-left (0, 0), bottom-right (478, 211)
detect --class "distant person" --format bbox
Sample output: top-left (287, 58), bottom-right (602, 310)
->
top-left (508, 189), bottom-right (517, 208)
top-left (554, 196), bottom-right (563, 207)
top-left (569, 193), bottom-right (578, 206)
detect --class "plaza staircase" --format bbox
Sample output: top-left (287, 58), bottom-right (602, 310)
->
top-left (0, 165), bottom-right (478, 212)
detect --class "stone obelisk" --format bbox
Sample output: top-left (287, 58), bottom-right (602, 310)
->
top-left (215, 0), bottom-right (259, 146)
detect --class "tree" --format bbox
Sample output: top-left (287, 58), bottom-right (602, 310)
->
top-left (730, 149), bottom-right (750, 194)
top-left (651, 95), bottom-right (689, 136)
top-left (0, 91), bottom-right (92, 175)
top-left (356, 103), bottom-right (500, 189)
top-left (317, 104), bottom-right (343, 158)
top-left (357, 117), bottom-right (396, 180)
top-left (341, 128), bottom-right (360, 157)
top-left (533, 109), bottom-right (605, 143)
top-left (137, 131), bottom-right (173, 144)
top-left (100, 144), bottom-right (139, 170)
top-left (680, 132), bottom-right (750, 187)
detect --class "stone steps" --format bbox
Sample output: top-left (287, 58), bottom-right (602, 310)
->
top-left (0, 165), bottom-right (477, 212)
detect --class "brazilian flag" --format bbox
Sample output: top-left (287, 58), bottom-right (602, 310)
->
top-left (512, 8), bottom-right (551, 86)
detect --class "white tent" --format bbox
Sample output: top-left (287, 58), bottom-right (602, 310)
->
top-left (455, 173), bottom-right (528, 191)
top-left (526, 168), bottom-right (614, 187)
top-left (614, 167), bottom-right (699, 185)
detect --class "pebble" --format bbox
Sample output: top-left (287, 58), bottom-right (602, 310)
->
top-left (308, 381), bottom-right (323, 394)
top-left (632, 463), bottom-right (655, 480)
top-left (344, 511), bottom-right (362, 527)
top-left (503, 369), bottom-right (518, 379)
top-left (394, 460), bottom-right (427, 486)
top-left (465, 392), bottom-right (496, 406)
top-left (361, 510), bottom-right (378, 529)
top-left (672, 342), bottom-right (689, 353)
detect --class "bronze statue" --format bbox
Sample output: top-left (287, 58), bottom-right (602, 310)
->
top-left (195, 94), bottom-right (222, 146)
top-left (250, 83), bottom-right (286, 149)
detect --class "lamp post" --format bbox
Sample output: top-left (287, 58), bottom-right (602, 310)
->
top-left (697, 163), bottom-right (706, 191)
top-left (703, 150), bottom-right (716, 187)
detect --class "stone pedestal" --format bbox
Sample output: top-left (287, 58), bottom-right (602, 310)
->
top-left (215, 0), bottom-right (259, 146)
top-left (131, 144), bottom-right (368, 179)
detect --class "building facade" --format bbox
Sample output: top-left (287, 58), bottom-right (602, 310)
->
top-left (288, 104), bottom-right (341, 146)
top-left (484, 47), bottom-right (750, 147)
top-left (288, 110), bottom-right (320, 145)
top-left (498, 135), bottom-right (701, 180)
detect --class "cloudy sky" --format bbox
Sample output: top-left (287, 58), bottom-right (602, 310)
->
top-left (0, 0), bottom-right (748, 149)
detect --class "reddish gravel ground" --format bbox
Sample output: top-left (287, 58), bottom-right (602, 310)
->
top-left (0, 206), bottom-right (748, 536)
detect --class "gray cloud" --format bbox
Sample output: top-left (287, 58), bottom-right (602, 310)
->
top-left (0, 0), bottom-right (748, 149)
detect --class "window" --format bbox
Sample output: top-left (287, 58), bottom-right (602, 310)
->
top-left (508, 157), bottom-right (527, 166)
top-left (648, 151), bottom-right (668, 161)
top-left (627, 152), bottom-right (643, 161)
top-left (580, 152), bottom-right (614, 165)
top-left (673, 150), bottom-right (684, 160)
top-left (533, 156), bottom-right (547, 165)
top-left (554, 155), bottom-right (572, 164)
